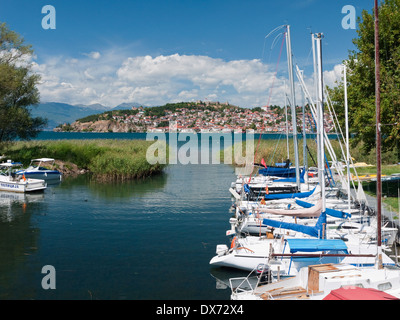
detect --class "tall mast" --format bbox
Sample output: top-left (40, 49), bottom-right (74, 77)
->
top-left (284, 80), bottom-right (290, 160)
top-left (344, 64), bottom-right (351, 212)
top-left (312, 33), bottom-right (321, 190)
top-left (300, 69), bottom-right (308, 176)
top-left (374, 0), bottom-right (383, 269)
top-left (316, 33), bottom-right (326, 223)
top-left (286, 25), bottom-right (300, 190)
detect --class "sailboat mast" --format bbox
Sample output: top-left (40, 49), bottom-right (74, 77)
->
top-left (344, 64), bottom-right (351, 212)
top-left (284, 80), bottom-right (290, 160)
top-left (300, 69), bottom-right (308, 172)
top-left (316, 33), bottom-right (326, 219)
top-left (374, 0), bottom-right (383, 269)
top-left (286, 25), bottom-right (300, 190)
top-left (312, 33), bottom-right (322, 190)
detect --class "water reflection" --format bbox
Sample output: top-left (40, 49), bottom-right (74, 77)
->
top-left (0, 190), bottom-right (48, 299)
top-left (0, 192), bottom-right (44, 222)
top-left (58, 173), bottom-right (168, 200)
top-left (0, 163), bottom-right (236, 299)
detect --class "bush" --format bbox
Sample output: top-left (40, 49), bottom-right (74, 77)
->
top-left (3, 139), bottom-right (167, 181)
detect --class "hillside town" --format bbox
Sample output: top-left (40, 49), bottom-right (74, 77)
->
top-left (55, 101), bottom-right (335, 133)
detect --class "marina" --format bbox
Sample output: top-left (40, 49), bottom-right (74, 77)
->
top-left (210, 24), bottom-right (400, 301)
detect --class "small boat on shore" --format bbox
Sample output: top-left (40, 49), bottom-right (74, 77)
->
top-left (0, 161), bottom-right (47, 193)
top-left (16, 158), bottom-right (62, 181)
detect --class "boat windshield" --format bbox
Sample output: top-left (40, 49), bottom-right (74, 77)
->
top-left (30, 160), bottom-right (54, 170)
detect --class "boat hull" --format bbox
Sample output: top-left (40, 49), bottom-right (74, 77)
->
top-left (0, 179), bottom-right (46, 193)
top-left (17, 171), bottom-right (62, 181)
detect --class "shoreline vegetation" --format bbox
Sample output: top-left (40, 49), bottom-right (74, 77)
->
top-left (222, 138), bottom-right (399, 168)
top-left (3, 139), bottom-right (167, 182)
top-left (2, 136), bottom-right (398, 212)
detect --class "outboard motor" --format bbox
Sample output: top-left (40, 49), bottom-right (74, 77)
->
top-left (216, 245), bottom-right (229, 257)
top-left (226, 217), bottom-right (237, 236)
top-left (256, 263), bottom-right (271, 285)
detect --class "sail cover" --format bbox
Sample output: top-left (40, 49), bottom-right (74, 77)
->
top-left (274, 168), bottom-right (306, 183)
top-left (257, 199), bottom-right (323, 217)
top-left (258, 166), bottom-right (296, 178)
top-left (295, 199), bottom-right (351, 219)
top-left (286, 238), bottom-right (348, 253)
top-left (262, 211), bottom-right (327, 238)
top-left (264, 186), bottom-right (317, 200)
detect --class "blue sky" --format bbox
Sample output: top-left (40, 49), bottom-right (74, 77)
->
top-left (1, 0), bottom-right (375, 108)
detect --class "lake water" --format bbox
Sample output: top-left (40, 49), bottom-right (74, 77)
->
top-left (0, 132), bottom-right (256, 300)
top-left (0, 131), bottom-right (353, 300)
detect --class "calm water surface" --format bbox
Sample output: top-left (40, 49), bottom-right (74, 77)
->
top-left (2, 131), bottom-right (296, 300)
top-left (0, 161), bottom-right (249, 300)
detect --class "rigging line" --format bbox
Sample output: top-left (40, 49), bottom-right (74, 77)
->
top-left (265, 24), bottom-right (287, 40)
top-left (248, 128), bottom-right (263, 184)
top-left (266, 33), bottom-right (285, 67)
top-left (247, 27), bottom-right (291, 184)
top-left (267, 133), bottom-right (284, 165)
top-left (306, 113), bottom-right (318, 167)
top-left (263, 24), bottom-right (286, 67)
top-left (266, 32), bottom-right (286, 109)
top-left (247, 33), bottom-right (287, 184)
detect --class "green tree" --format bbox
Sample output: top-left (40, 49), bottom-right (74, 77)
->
top-left (328, 0), bottom-right (400, 157)
top-left (0, 22), bottom-right (46, 144)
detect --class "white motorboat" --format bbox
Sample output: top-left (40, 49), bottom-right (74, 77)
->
top-left (0, 161), bottom-right (47, 193)
top-left (16, 158), bottom-right (62, 181)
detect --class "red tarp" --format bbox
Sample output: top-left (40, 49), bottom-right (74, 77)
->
top-left (323, 286), bottom-right (399, 300)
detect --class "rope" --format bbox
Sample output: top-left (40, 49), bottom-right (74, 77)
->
top-left (247, 31), bottom-right (286, 184)
top-left (266, 32), bottom-right (286, 109)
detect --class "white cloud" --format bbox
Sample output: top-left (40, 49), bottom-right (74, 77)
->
top-left (323, 64), bottom-right (344, 88)
top-left (32, 50), bottom-right (343, 108)
top-left (83, 51), bottom-right (101, 60)
top-left (178, 89), bottom-right (199, 100)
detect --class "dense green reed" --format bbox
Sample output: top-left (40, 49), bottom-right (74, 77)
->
top-left (224, 137), bottom-right (399, 168)
top-left (223, 138), bottom-right (343, 169)
top-left (3, 140), bottom-right (167, 181)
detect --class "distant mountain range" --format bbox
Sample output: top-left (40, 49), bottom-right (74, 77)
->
top-left (29, 102), bottom-right (149, 129)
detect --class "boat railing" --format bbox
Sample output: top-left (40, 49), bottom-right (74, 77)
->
top-left (229, 276), bottom-right (255, 297)
top-left (229, 261), bottom-right (273, 298)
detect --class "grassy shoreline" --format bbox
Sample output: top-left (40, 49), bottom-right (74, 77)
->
top-left (3, 139), bottom-right (167, 181)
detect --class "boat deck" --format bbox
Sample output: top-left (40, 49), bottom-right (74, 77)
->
top-left (260, 286), bottom-right (310, 300)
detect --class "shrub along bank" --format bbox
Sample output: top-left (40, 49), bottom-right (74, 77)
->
top-left (3, 139), bottom-right (167, 181)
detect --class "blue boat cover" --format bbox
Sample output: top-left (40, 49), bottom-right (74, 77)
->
top-left (275, 162), bottom-right (292, 167)
top-left (264, 186), bottom-right (316, 200)
top-left (274, 168), bottom-right (306, 183)
top-left (258, 166), bottom-right (296, 178)
top-left (286, 238), bottom-right (348, 253)
top-left (295, 199), bottom-right (351, 219)
top-left (262, 211), bottom-right (327, 238)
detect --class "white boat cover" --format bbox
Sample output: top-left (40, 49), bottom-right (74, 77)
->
top-left (256, 199), bottom-right (323, 217)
